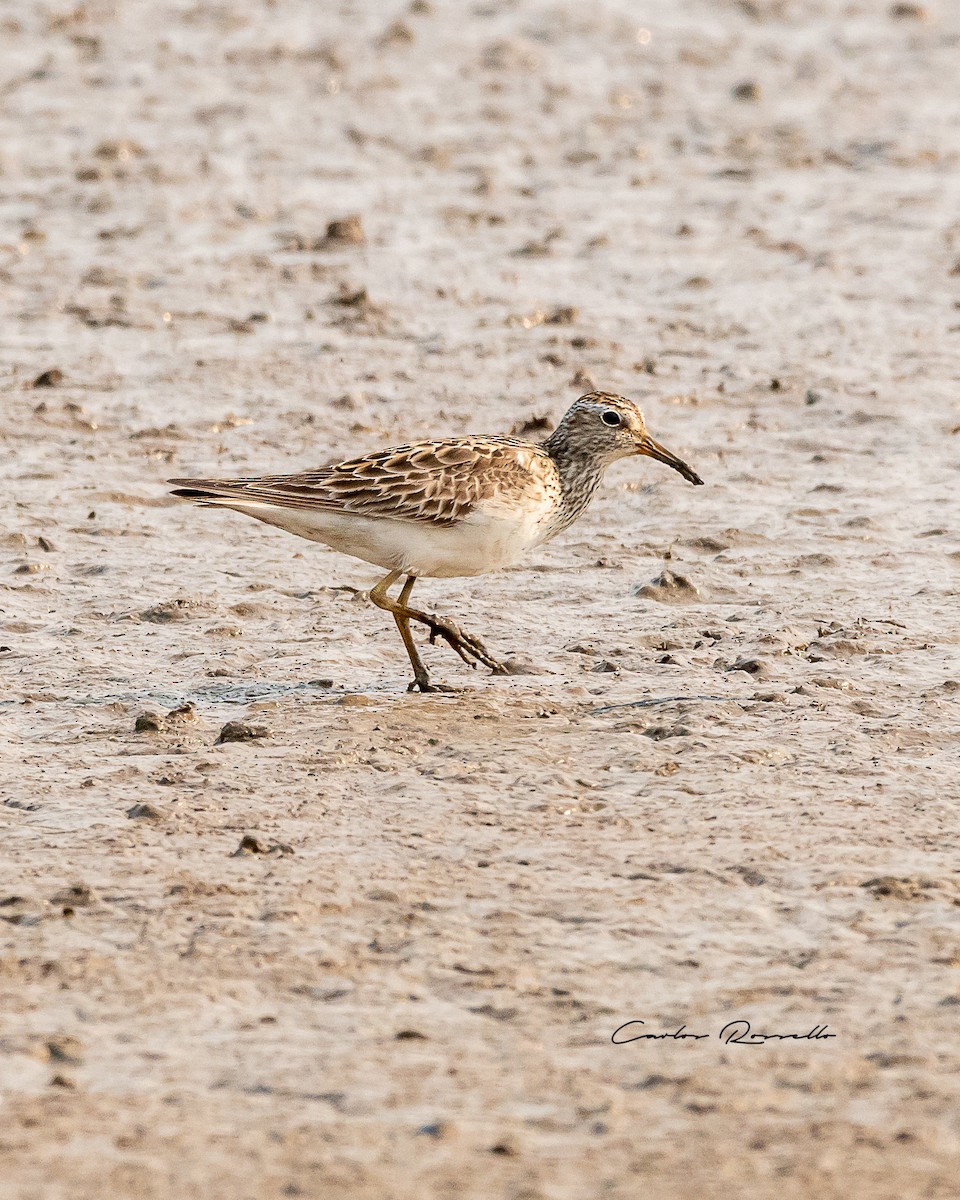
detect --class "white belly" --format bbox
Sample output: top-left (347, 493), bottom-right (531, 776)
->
top-left (219, 496), bottom-right (554, 578)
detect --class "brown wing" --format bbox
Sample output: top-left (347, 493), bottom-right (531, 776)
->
top-left (169, 436), bottom-right (549, 527)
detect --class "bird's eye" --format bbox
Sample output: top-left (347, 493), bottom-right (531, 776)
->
top-left (601, 410), bottom-right (622, 427)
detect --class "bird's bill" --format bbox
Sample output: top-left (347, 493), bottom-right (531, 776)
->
top-left (636, 435), bottom-right (704, 486)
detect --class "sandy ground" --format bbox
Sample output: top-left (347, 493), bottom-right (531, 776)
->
top-left (3, 0), bottom-right (960, 1196)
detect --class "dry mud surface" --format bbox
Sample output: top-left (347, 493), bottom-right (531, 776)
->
top-left (3, 1), bottom-right (960, 1197)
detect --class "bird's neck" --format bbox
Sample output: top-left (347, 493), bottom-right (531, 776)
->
top-left (541, 428), bottom-right (609, 534)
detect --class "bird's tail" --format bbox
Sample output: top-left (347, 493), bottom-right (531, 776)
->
top-left (168, 478), bottom-right (247, 505)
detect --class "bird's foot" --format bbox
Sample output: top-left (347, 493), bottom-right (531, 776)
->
top-left (425, 614), bottom-right (507, 674)
top-left (407, 674), bottom-right (462, 694)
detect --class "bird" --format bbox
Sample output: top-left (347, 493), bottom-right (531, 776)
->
top-left (169, 391), bottom-right (704, 692)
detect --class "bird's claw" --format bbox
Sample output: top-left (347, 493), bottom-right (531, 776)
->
top-left (407, 676), bottom-right (462, 694)
top-left (425, 613), bottom-right (506, 674)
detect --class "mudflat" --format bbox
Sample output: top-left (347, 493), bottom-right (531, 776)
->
top-left (2, 1), bottom-right (959, 1196)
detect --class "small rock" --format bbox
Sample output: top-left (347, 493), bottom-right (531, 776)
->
top-left (727, 657), bottom-right (768, 677)
top-left (686, 535), bottom-right (729, 552)
top-left (633, 571), bottom-right (701, 603)
top-left (93, 138), bottom-right (146, 160)
top-left (135, 711), bottom-right (164, 732)
top-left (498, 654), bottom-right (543, 676)
top-left (31, 368), bottom-right (64, 388)
top-left (861, 876), bottom-right (936, 900)
top-left (324, 215), bottom-right (365, 245)
top-left (469, 1004), bottom-right (518, 1022)
top-left (488, 1138), bottom-right (518, 1156)
top-left (544, 305), bottom-right (577, 325)
top-left (641, 725), bottom-right (690, 741)
top-left (730, 865), bottom-right (766, 886)
top-left (50, 884), bottom-right (97, 908)
top-left (338, 694), bottom-right (374, 708)
top-left (232, 835), bottom-right (267, 855)
top-left (136, 703), bottom-right (197, 735)
top-left (889, 3), bottom-right (929, 18)
top-left (231, 835), bottom-right (293, 857)
top-left (216, 721), bottom-right (270, 744)
top-left (415, 1121), bottom-right (448, 1138)
top-left (378, 19), bottom-right (414, 45)
top-left (46, 1037), bottom-right (84, 1065)
top-left (127, 803), bottom-right (163, 821)
top-left (590, 659), bottom-right (620, 674)
top-left (732, 80), bottom-right (761, 102)
top-left (331, 285), bottom-right (368, 308)
top-left (140, 598), bottom-right (210, 623)
top-left (166, 702), bottom-right (198, 723)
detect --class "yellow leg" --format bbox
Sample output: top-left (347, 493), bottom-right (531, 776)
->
top-left (368, 571), bottom-right (506, 690)
top-left (392, 575), bottom-right (433, 692)
top-left (369, 572), bottom-right (439, 691)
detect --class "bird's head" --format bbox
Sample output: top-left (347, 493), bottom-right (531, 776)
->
top-left (550, 392), bottom-right (704, 485)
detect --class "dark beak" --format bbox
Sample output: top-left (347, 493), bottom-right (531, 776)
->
top-left (637, 434), bottom-right (704, 486)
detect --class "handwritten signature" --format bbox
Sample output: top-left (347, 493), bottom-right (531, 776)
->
top-left (611, 1019), bottom-right (836, 1045)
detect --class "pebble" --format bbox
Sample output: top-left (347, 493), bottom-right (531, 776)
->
top-left (324, 215), bottom-right (365, 245)
top-left (50, 884), bottom-right (97, 909)
top-left (216, 721), bottom-right (270, 744)
top-left (231, 835), bottom-right (294, 857)
top-left (633, 570), bottom-right (701, 603)
top-left (726, 657), bottom-right (768, 677)
top-left (499, 654), bottom-right (543, 675)
top-left (46, 1037), bottom-right (84, 1065)
top-left (135, 711), bottom-right (164, 732)
top-left (31, 368), bottom-right (64, 388)
top-left (732, 80), bottom-right (760, 102)
top-left (127, 803), bottom-right (163, 821)
top-left (135, 703), bottom-right (198, 734)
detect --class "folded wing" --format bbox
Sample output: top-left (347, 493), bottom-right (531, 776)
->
top-left (169, 436), bottom-right (547, 527)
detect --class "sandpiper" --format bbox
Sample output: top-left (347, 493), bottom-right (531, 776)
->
top-left (170, 391), bottom-right (703, 692)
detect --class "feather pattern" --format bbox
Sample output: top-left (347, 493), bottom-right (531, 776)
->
top-left (168, 393), bottom-right (703, 686)
top-left (170, 436), bottom-right (560, 528)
